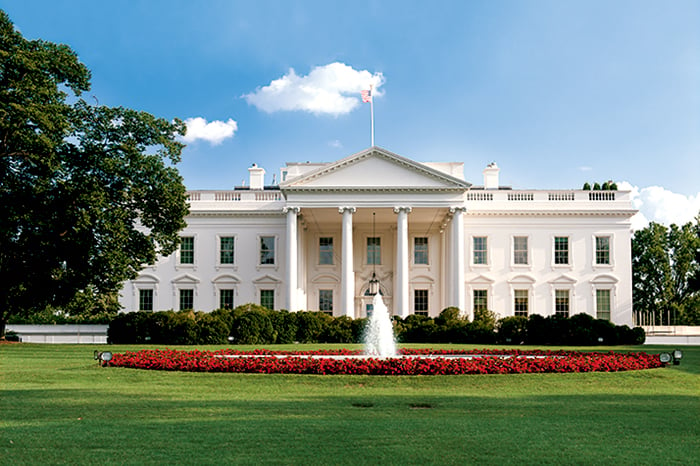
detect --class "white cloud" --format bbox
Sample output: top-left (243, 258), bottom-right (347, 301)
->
top-left (243, 62), bottom-right (385, 116)
top-left (328, 139), bottom-right (342, 148)
top-left (181, 117), bottom-right (238, 145)
top-left (618, 181), bottom-right (700, 230)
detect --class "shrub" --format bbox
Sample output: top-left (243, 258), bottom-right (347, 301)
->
top-left (496, 316), bottom-right (528, 344)
top-left (268, 310), bottom-right (298, 344)
top-left (230, 309), bottom-right (275, 345)
top-left (321, 316), bottom-right (354, 343)
top-left (398, 314), bottom-right (437, 343)
top-left (296, 312), bottom-right (333, 343)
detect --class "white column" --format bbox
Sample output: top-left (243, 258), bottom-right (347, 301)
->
top-left (340, 207), bottom-right (356, 318)
top-left (284, 207), bottom-right (300, 311)
top-left (394, 207), bottom-right (411, 318)
top-left (450, 207), bottom-right (467, 317)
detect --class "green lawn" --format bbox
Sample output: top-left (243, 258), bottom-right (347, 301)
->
top-left (2, 343), bottom-right (698, 465)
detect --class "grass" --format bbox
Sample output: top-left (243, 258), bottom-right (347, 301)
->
top-left (1, 343), bottom-right (699, 465)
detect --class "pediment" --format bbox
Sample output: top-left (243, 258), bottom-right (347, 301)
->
top-left (549, 275), bottom-right (576, 285)
top-left (253, 274), bottom-right (282, 284)
top-left (508, 274), bottom-right (536, 285)
top-left (591, 274), bottom-right (618, 285)
top-left (212, 273), bottom-right (241, 284)
top-left (468, 274), bottom-right (495, 285)
top-left (172, 273), bottom-right (200, 284)
top-left (281, 147), bottom-right (470, 192)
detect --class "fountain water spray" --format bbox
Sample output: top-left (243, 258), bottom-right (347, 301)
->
top-left (363, 293), bottom-right (397, 357)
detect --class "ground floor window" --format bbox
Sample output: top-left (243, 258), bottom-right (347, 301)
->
top-left (555, 289), bottom-right (570, 317)
top-left (414, 289), bottom-right (429, 316)
top-left (220, 289), bottom-right (234, 309)
top-left (596, 289), bottom-right (611, 320)
top-left (473, 289), bottom-right (488, 312)
top-left (260, 289), bottom-right (275, 310)
top-left (514, 289), bottom-right (529, 316)
top-left (319, 289), bottom-right (333, 314)
top-left (179, 289), bottom-right (194, 311)
top-left (139, 289), bottom-right (153, 311)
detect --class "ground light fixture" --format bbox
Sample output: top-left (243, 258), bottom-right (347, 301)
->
top-left (658, 350), bottom-right (683, 365)
top-left (94, 350), bottom-right (113, 366)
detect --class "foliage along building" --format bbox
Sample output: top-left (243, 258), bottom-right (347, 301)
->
top-left (118, 147), bottom-right (636, 325)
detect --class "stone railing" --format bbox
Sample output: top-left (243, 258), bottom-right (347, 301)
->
top-left (466, 190), bottom-right (625, 203)
top-left (187, 190), bottom-right (284, 202)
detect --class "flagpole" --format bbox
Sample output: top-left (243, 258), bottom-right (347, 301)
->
top-left (370, 84), bottom-right (375, 147)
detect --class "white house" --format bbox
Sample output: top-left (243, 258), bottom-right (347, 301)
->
top-left (119, 146), bottom-right (636, 325)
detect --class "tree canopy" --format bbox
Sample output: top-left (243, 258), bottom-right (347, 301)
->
top-left (632, 219), bottom-right (700, 325)
top-left (0, 10), bottom-right (188, 336)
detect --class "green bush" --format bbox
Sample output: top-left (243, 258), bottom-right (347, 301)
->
top-left (496, 316), bottom-right (528, 344)
top-left (231, 309), bottom-right (275, 345)
top-left (296, 312), bottom-right (333, 343)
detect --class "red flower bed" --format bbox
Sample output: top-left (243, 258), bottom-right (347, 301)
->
top-left (108, 348), bottom-right (665, 375)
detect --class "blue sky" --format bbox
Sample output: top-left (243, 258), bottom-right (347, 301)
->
top-left (3, 1), bottom-right (699, 228)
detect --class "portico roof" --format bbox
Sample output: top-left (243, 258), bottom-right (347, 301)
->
top-left (280, 146), bottom-right (471, 193)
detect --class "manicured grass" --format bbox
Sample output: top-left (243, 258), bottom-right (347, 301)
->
top-left (2, 343), bottom-right (699, 465)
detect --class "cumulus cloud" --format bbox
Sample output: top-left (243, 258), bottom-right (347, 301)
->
top-left (243, 62), bottom-right (385, 116)
top-left (618, 181), bottom-right (700, 230)
top-left (181, 117), bottom-right (238, 145)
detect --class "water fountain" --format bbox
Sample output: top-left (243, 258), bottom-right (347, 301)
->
top-left (363, 293), bottom-right (397, 358)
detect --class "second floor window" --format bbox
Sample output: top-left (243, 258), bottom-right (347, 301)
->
top-left (513, 236), bottom-right (528, 265)
top-left (414, 237), bottom-right (428, 265)
top-left (180, 236), bottom-right (194, 264)
top-left (596, 236), bottom-right (610, 265)
top-left (367, 237), bottom-right (381, 265)
top-left (220, 237), bottom-right (235, 264)
top-left (473, 237), bottom-right (488, 265)
top-left (260, 236), bottom-right (275, 265)
top-left (554, 237), bottom-right (569, 265)
top-left (319, 237), bottom-right (334, 265)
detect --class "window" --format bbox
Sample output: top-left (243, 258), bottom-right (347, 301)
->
top-left (514, 289), bottom-right (529, 316)
top-left (220, 289), bottom-right (234, 309)
top-left (319, 237), bottom-right (334, 265)
top-left (367, 237), bottom-right (381, 265)
top-left (554, 237), bottom-right (569, 265)
top-left (260, 289), bottom-right (275, 310)
top-left (319, 289), bottom-right (333, 314)
top-left (139, 289), bottom-right (153, 311)
top-left (220, 237), bottom-right (235, 265)
top-left (555, 289), bottom-right (570, 317)
top-left (596, 289), bottom-right (611, 320)
top-left (473, 289), bottom-right (488, 312)
top-left (414, 289), bottom-right (429, 316)
top-left (473, 237), bottom-right (488, 265)
top-left (260, 236), bottom-right (275, 265)
top-left (595, 236), bottom-right (610, 265)
top-left (513, 236), bottom-right (528, 265)
top-left (180, 236), bottom-right (194, 264)
top-left (179, 289), bottom-right (194, 310)
top-left (414, 237), bottom-right (429, 265)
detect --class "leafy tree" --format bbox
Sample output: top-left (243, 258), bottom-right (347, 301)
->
top-left (632, 220), bottom-right (700, 325)
top-left (0, 11), bottom-right (188, 337)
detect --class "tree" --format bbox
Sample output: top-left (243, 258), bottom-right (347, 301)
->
top-left (0, 11), bottom-right (188, 337)
top-left (632, 220), bottom-right (700, 325)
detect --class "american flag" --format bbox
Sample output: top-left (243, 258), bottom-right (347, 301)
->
top-left (361, 89), bottom-right (372, 103)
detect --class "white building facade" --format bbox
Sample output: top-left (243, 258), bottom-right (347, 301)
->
top-left (119, 147), bottom-right (636, 325)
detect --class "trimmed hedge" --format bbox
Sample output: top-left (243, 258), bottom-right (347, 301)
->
top-left (107, 305), bottom-right (645, 346)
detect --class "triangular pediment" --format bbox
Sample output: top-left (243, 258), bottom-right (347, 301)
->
top-left (281, 147), bottom-right (470, 192)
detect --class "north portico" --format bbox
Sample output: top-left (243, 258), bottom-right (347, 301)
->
top-left (119, 146), bottom-right (636, 325)
top-left (280, 147), bottom-right (471, 319)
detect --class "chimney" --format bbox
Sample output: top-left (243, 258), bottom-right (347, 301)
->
top-left (248, 163), bottom-right (265, 190)
top-left (483, 162), bottom-right (499, 189)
